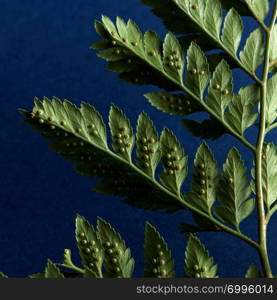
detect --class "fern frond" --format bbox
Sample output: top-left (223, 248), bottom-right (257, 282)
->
top-left (93, 17), bottom-right (256, 149)
top-left (19, 97), bottom-right (188, 213)
top-left (214, 148), bottom-right (255, 230)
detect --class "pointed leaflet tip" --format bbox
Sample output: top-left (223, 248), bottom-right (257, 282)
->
top-left (185, 234), bottom-right (218, 278)
top-left (144, 222), bottom-right (175, 278)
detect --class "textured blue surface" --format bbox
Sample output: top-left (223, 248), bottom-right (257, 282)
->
top-left (0, 0), bottom-right (276, 277)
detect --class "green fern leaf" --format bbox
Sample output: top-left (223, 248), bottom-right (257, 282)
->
top-left (116, 17), bottom-right (128, 39)
top-left (109, 104), bottom-right (134, 162)
top-left (206, 60), bottom-right (233, 119)
top-left (186, 142), bottom-right (219, 215)
top-left (126, 19), bottom-right (144, 51)
top-left (80, 102), bottom-right (107, 148)
top-left (214, 148), bottom-right (254, 230)
top-left (75, 215), bottom-right (104, 277)
top-left (101, 15), bottom-right (119, 38)
top-left (163, 32), bottom-right (184, 83)
top-left (204, 0), bottom-right (222, 40)
top-left (186, 42), bottom-right (210, 99)
top-left (184, 235), bottom-right (218, 278)
top-left (239, 28), bottom-right (264, 73)
top-left (221, 8), bottom-right (243, 55)
top-left (44, 260), bottom-right (64, 278)
top-left (136, 112), bottom-right (161, 177)
top-left (173, 0), bottom-right (205, 25)
top-left (19, 99), bottom-right (185, 213)
top-left (94, 20), bottom-right (110, 39)
top-left (144, 222), bottom-right (175, 278)
top-left (95, 17), bottom-right (180, 91)
top-left (225, 86), bottom-right (258, 136)
top-left (245, 0), bottom-right (269, 21)
top-left (252, 143), bottom-right (277, 210)
top-left (145, 91), bottom-right (202, 116)
top-left (262, 143), bottom-right (277, 209)
top-left (144, 30), bottom-right (163, 69)
top-left (269, 25), bottom-right (277, 72)
top-left (97, 217), bottom-right (135, 278)
top-left (245, 264), bottom-right (261, 278)
top-left (266, 74), bottom-right (277, 126)
top-left (159, 128), bottom-right (188, 195)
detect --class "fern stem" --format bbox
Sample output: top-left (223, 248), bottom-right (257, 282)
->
top-left (59, 263), bottom-right (85, 275)
top-left (255, 1), bottom-right (277, 278)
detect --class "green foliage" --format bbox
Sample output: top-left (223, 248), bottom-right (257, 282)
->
top-left (245, 0), bottom-right (269, 21)
top-left (204, 0), bottom-right (222, 39)
top-left (252, 143), bottom-right (277, 210)
top-left (261, 144), bottom-right (277, 210)
top-left (93, 12), bottom-right (259, 146)
top-left (19, 98), bottom-right (187, 213)
top-left (144, 222), bottom-right (175, 278)
top-left (206, 60), bottom-right (233, 119)
top-left (45, 260), bottom-right (64, 278)
top-left (186, 142), bottom-right (219, 215)
top-left (163, 33), bottom-right (184, 83)
top-left (28, 215), bottom-right (136, 278)
top-left (214, 148), bottom-right (254, 230)
top-left (136, 112), bottom-right (160, 177)
top-left (94, 15), bottom-right (181, 91)
top-left (75, 215), bottom-right (104, 277)
top-left (186, 42), bottom-right (210, 99)
top-left (13, 215), bottom-right (222, 278)
top-left (159, 128), bottom-right (188, 195)
top-left (97, 218), bottom-right (135, 278)
top-left (222, 8), bottom-right (243, 55)
top-left (184, 235), bottom-right (218, 278)
top-left (17, 0), bottom-right (277, 279)
top-left (109, 105), bottom-right (134, 162)
top-left (266, 74), bottom-right (277, 126)
top-left (225, 86), bottom-right (258, 136)
top-left (172, 0), bottom-right (246, 63)
top-left (245, 264), bottom-right (261, 278)
top-left (269, 25), bottom-right (277, 72)
top-left (239, 29), bottom-right (264, 73)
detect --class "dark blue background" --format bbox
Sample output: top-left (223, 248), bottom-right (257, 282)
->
top-left (0, 0), bottom-right (276, 277)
